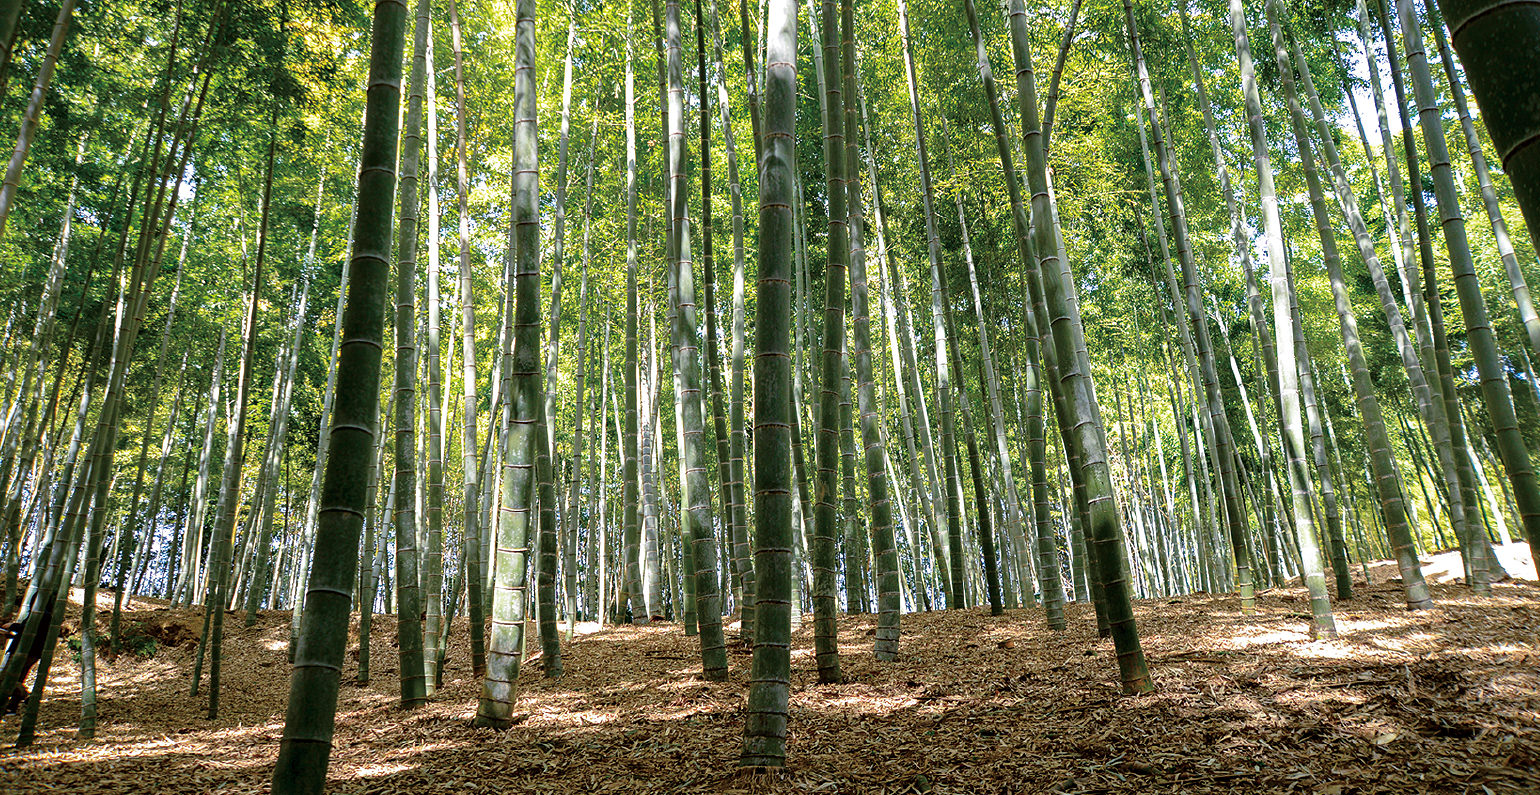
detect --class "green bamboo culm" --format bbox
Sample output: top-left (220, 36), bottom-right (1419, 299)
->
top-left (1227, 0), bottom-right (1324, 628)
top-left (422, 3), bottom-right (446, 687)
top-left (741, 0), bottom-right (796, 767)
top-left (1425, 0), bottom-right (1540, 570)
top-left (448, 0), bottom-right (484, 676)
top-left (704, 0), bottom-right (755, 640)
top-left (666, 0), bottom-right (727, 681)
top-left (958, 0), bottom-right (1062, 628)
top-left (810, 0), bottom-right (847, 684)
top-left (536, 15), bottom-right (576, 679)
top-left (623, 14), bottom-right (646, 624)
top-left (1123, 0), bottom-right (1256, 615)
top-left (1289, 27), bottom-right (1434, 609)
top-left (392, 0), bottom-right (431, 709)
top-left (1427, 10), bottom-right (1540, 367)
top-left (891, 0), bottom-right (953, 604)
top-left (1434, 0), bottom-right (1540, 259)
top-left (475, 0), bottom-right (543, 728)
top-left (270, 0), bottom-right (408, 791)
top-left (1009, 0), bottom-right (1151, 693)
top-left (839, 0), bottom-right (898, 658)
top-left (1262, 0), bottom-right (1354, 635)
top-left (1396, 0), bottom-right (1523, 578)
top-left (697, 0), bottom-right (737, 636)
top-left (891, 0), bottom-right (963, 612)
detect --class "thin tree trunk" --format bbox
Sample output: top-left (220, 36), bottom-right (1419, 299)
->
top-left (445, 0), bottom-right (484, 676)
top-left (565, 118), bottom-right (598, 639)
top-left (952, 0), bottom-right (1061, 623)
top-left (889, 0), bottom-right (954, 599)
top-left (1228, 0), bottom-right (1337, 630)
top-left (390, 0), bottom-right (431, 706)
top-left (243, 282), bottom-right (310, 621)
top-left (129, 356), bottom-right (190, 602)
top-left (531, 12), bottom-right (578, 678)
top-left (1289, 284), bottom-right (1351, 601)
top-left (177, 332), bottom-right (226, 607)
top-left (110, 207), bottom-right (193, 644)
top-left (1039, 0), bottom-right (1084, 154)
top-left (836, 0), bottom-right (895, 648)
top-left (809, 0), bottom-right (849, 681)
top-left (623, 16), bottom-right (646, 624)
top-left (1264, 0), bottom-right (1367, 628)
top-left (666, 0), bottom-right (727, 679)
top-left (1010, 0), bottom-right (1147, 689)
top-left (421, 10), bottom-right (446, 691)
top-left (0, 0), bottom-right (76, 242)
top-left (203, 96), bottom-right (280, 718)
top-left (707, 0), bottom-right (754, 638)
top-left (358, 390), bottom-right (392, 685)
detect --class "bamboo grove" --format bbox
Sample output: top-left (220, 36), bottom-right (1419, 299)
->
top-left (0, 0), bottom-right (1532, 785)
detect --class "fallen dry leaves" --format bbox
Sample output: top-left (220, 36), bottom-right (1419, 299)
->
top-left (0, 572), bottom-right (1536, 794)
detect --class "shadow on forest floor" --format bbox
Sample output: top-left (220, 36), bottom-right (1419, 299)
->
top-left (0, 554), bottom-right (1537, 794)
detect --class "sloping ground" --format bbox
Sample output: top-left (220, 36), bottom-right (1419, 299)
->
top-left (1365, 541), bottom-right (1537, 584)
top-left (0, 563), bottom-right (1537, 794)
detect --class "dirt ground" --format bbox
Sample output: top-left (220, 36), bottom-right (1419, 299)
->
top-left (1, 558), bottom-right (1537, 794)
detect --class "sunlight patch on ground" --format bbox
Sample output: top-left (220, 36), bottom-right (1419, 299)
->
top-left (355, 761), bottom-right (414, 777)
top-left (7, 578), bottom-right (1540, 793)
top-left (1221, 628), bottom-right (1312, 648)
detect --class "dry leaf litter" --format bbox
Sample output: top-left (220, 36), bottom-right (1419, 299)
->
top-left (0, 553), bottom-right (1536, 794)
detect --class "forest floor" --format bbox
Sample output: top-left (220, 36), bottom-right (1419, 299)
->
top-left (1, 547), bottom-right (1538, 794)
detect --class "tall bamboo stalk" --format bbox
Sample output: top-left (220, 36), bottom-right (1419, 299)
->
top-left (390, 0), bottom-right (431, 706)
top-left (1291, 31), bottom-right (1437, 606)
top-left (696, 0), bottom-right (738, 635)
top-left (1012, 0), bottom-right (1148, 689)
top-left (270, 2), bottom-right (408, 784)
top-left (707, 0), bottom-right (755, 637)
top-left (565, 118), bottom-right (598, 638)
top-left (1125, 3), bottom-right (1255, 612)
top-left (1433, 0), bottom-right (1540, 265)
top-left (623, 6), bottom-right (647, 624)
top-left (203, 95), bottom-right (279, 718)
top-left (741, 0), bottom-right (796, 766)
top-left (1395, 0), bottom-right (1540, 571)
top-left (0, 0), bottom-right (76, 242)
top-left (1227, 0), bottom-right (1328, 627)
top-left (809, 0), bottom-right (849, 679)
top-left (478, 0), bottom-right (544, 723)
top-left (421, 7), bottom-right (447, 690)
top-left (840, 0), bottom-right (895, 646)
top-left (889, 0), bottom-right (953, 599)
top-left (666, 0), bottom-right (727, 679)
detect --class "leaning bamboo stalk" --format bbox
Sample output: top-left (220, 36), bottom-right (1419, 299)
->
top-left (0, 0), bottom-right (76, 242)
top-left (1125, 3), bottom-right (1257, 611)
top-left (1293, 30), bottom-right (1448, 604)
top-left (1394, 0), bottom-right (1540, 571)
top-left (707, 0), bottom-right (755, 636)
top-left (271, 0), bottom-right (408, 786)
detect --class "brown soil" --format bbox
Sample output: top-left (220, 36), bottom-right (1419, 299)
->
top-left (0, 573), bottom-right (1537, 793)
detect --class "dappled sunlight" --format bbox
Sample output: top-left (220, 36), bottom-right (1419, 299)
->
top-left (354, 761), bottom-right (414, 778)
top-left (2, 581), bottom-right (1538, 793)
top-left (1223, 627), bottom-right (1314, 647)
